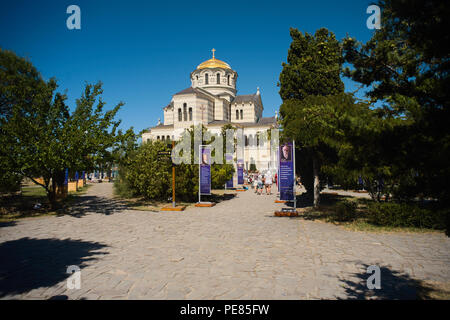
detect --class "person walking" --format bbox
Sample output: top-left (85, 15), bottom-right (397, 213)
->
top-left (257, 174), bottom-right (263, 195)
top-left (265, 173), bottom-right (273, 195)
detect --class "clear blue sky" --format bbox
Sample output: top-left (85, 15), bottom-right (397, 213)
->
top-left (0, 0), bottom-right (376, 134)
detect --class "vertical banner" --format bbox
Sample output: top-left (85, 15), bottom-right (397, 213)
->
top-left (64, 168), bottom-right (69, 185)
top-left (200, 146), bottom-right (211, 195)
top-left (225, 154), bottom-right (233, 188)
top-left (75, 171), bottom-right (79, 180)
top-left (279, 142), bottom-right (294, 201)
top-left (237, 159), bottom-right (244, 185)
top-left (277, 148), bottom-right (280, 192)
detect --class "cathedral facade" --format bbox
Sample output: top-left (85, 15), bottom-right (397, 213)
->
top-left (142, 50), bottom-right (278, 171)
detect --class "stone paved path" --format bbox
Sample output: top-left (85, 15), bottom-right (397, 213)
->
top-left (1, 183), bottom-right (449, 299)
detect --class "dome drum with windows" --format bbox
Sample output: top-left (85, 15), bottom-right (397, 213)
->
top-left (191, 49), bottom-right (238, 98)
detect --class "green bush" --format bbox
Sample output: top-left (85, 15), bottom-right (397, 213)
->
top-left (0, 169), bottom-right (21, 194)
top-left (334, 200), bottom-right (357, 222)
top-left (115, 140), bottom-right (234, 202)
top-left (113, 169), bottom-right (136, 199)
top-left (366, 202), bottom-right (447, 229)
top-left (118, 140), bottom-right (172, 200)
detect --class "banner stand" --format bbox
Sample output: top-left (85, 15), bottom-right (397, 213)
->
top-left (235, 159), bottom-right (246, 191)
top-left (274, 140), bottom-right (298, 216)
top-left (195, 144), bottom-right (215, 207)
top-left (274, 144), bottom-right (286, 203)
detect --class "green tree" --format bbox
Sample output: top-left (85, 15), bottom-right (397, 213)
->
top-left (0, 49), bottom-right (123, 208)
top-left (342, 0), bottom-right (450, 205)
top-left (278, 27), bottom-right (344, 207)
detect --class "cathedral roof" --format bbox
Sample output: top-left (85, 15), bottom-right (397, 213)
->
top-left (233, 93), bottom-right (259, 104)
top-left (173, 86), bottom-right (217, 98)
top-left (174, 87), bottom-right (197, 95)
top-left (208, 117), bottom-right (276, 128)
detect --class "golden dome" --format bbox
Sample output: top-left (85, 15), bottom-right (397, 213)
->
top-left (197, 49), bottom-right (231, 70)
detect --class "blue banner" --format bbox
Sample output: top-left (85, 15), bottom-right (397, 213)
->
top-left (279, 142), bottom-right (294, 201)
top-left (237, 159), bottom-right (244, 185)
top-left (200, 147), bottom-right (211, 195)
top-left (64, 168), bottom-right (69, 185)
top-left (225, 154), bottom-right (233, 188)
top-left (75, 171), bottom-right (79, 180)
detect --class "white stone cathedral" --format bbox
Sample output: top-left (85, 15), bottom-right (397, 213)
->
top-left (142, 50), bottom-right (278, 171)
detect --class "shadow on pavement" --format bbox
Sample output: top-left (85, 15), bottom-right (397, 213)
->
top-left (0, 221), bottom-right (17, 228)
top-left (0, 237), bottom-right (108, 298)
top-left (63, 195), bottom-right (129, 218)
top-left (339, 263), bottom-right (442, 300)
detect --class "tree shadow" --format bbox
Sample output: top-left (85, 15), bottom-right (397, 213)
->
top-left (285, 192), bottom-right (351, 209)
top-left (339, 263), bottom-right (442, 300)
top-left (0, 237), bottom-right (108, 298)
top-left (61, 195), bottom-right (129, 218)
top-left (205, 192), bottom-right (237, 204)
top-left (0, 221), bottom-right (17, 228)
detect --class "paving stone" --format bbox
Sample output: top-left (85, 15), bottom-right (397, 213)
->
top-left (1, 182), bottom-right (449, 300)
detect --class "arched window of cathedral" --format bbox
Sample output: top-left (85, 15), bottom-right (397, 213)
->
top-left (167, 135), bottom-right (170, 141)
top-left (183, 103), bottom-right (187, 121)
top-left (189, 107), bottom-right (192, 121)
top-left (240, 109), bottom-right (243, 120)
top-left (157, 136), bottom-right (160, 140)
top-left (245, 135), bottom-right (248, 146)
top-left (217, 73), bottom-right (220, 84)
top-left (228, 105), bottom-right (231, 120)
top-left (178, 108), bottom-right (182, 122)
top-left (227, 75), bottom-right (230, 85)
top-left (196, 75), bottom-right (198, 80)
top-left (236, 110), bottom-right (239, 120)
top-left (162, 136), bottom-right (165, 141)
top-left (205, 73), bottom-right (209, 85)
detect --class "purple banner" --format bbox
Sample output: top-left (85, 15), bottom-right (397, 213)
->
top-left (279, 142), bottom-right (294, 201)
top-left (237, 159), bottom-right (244, 185)
top-left (64, 168), bottom-right (68, 185)
top-left (225, 154), bottom-right (233, 188)
top-left (200, 147), bottom-right (211, 195)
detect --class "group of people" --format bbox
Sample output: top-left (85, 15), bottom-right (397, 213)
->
top-left (246, 171), bottom-right (277, 195)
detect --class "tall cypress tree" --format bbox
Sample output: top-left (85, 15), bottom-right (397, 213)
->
top-left (278, 27), bottom-right (344, 207)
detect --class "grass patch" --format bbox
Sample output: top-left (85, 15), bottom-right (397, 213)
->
top-left (0, 184), bottom-right (92, 222)
top-left (299, 194), bottom-right (447, 234)
top-left (417, 281), bottom-right (450, 300)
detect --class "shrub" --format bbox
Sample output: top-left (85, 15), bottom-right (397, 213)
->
top-left (366, 202), bottom-right (447, 229)
top-left (334, 200), bottom-right (357, 222)
top-left (0, 169), bottom-right (21, 194)
top-left (116, 140), bottom-right (234, 202)
top-left (113, 168), bottom-right (136, 199)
